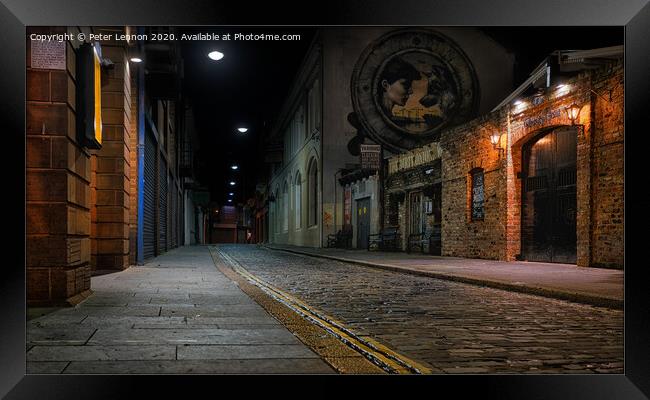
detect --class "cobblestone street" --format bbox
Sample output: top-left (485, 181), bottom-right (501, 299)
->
top-left (220, 244), bottom-right (624, 374)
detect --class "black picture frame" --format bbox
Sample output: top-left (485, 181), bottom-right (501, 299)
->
top-left (2, 0), bottom-right (648, 398)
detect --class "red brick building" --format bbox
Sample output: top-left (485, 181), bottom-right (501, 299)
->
top-left (386, 49), bottom-right (623, 268)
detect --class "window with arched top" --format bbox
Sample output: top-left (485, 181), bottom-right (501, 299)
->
top-left (308, 158), bottom-right (319, 227)
top-left (274, 189), bottom-right (280, 234)
top-left (282, 181), bottom-right (289, 232)
top-left (470, 168), bottom-right (484, 221)
top-left (295, 172), bottom-right (302, 229)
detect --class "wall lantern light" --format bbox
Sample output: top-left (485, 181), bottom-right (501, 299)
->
top-left (566, 103), bottom-right (582, 125)
top-left (490, 132), bottom-right (504, 158)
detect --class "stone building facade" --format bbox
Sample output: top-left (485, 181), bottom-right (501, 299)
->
top-left (267, 27), bottom-right (514, 248)
top-left (26, 26), bottom-right (193, 306)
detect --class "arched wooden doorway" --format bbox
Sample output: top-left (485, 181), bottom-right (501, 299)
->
top-left (521, 126), bottom-right (578, 264)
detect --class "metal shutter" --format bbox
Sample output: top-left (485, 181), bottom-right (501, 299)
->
top-left (170, 182), bottom-right (177, 249)
top-left (159, 159), bottom-right (168, 253)
top-left (143, 129), bottom-right (156, 260)
top-left (173, 189), bottom-right (180, 248)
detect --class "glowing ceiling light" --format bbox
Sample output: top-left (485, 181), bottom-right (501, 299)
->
top-left (230, 181), bottom-right (236, 186)
top-left (231, 165), bottom-right (239, 170)
top-left (237, 127), bottom-right (248, 133)
top-left (130, 57), bottom-right (143, 63)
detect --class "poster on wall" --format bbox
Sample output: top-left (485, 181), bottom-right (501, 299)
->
top-left (344, 187), bottom-right (352, 226)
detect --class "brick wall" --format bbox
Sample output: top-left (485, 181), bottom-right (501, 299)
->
top-left (90, 32), bottom-right (132, 271)
top-left (437, 60), bottom-right (623, 268)
top-left (26, 27), bottom-right (92, 306)
top-left (590, 63), bottom-right (624, 268)
top-left (128, 62), bottom-right (139, 265)
top-left (440, 114), bottom-right (507, 260)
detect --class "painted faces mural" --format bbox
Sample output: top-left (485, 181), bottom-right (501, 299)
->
top-left (377, 53), bottom-right (460, 134)
top-left (351, 29), bottom-right (479, 152)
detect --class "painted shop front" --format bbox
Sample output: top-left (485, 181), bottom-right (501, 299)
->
top-left (436, 56), bottom-right (623, 268)
top-left (384, 144), bottom-right (443, 254)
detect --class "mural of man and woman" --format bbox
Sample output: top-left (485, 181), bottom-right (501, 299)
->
top-left (377, 55), bottom-right (458, 133)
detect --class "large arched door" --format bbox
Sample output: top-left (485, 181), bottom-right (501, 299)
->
top-left (521, 127), bottom-right (577, 263)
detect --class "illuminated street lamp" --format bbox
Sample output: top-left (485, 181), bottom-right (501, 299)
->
top-left (566, 103), bottom-right (581, 125)
top-left (208, 51), bottom-right (224, 61)
top-left (490, 132), bottom-right (504, 158)
top-left (490, 132), bottom-right (500, 149)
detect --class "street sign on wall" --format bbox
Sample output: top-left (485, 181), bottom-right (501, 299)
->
top-left (360, 144), bottom-right (381, 170)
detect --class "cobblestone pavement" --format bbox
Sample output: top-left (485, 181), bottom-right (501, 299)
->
top-left (220, 244), bottom-right (624, 374)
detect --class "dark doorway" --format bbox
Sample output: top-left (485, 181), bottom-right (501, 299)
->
top-left (409, 191), bottom-right (424, 235)
top-left (430, 183), bottom-right (442, 256)
top-left (356, 197), bottom-right (371, 249)
top-left (521, 127), bottom-right (577, 263)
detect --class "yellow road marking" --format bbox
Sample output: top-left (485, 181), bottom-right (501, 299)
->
top-left (215, 247), bottom-right (433, 374)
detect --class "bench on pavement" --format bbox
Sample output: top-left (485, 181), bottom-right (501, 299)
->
top-left (407, 225), bottom-right (441, 254)
top-left (327, 224), bottom-right (353, 248)
top-left (368, 226), bottom-right (401, 251)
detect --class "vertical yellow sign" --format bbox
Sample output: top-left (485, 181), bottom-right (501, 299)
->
top-left (93, 46), bottom-right (102, 145)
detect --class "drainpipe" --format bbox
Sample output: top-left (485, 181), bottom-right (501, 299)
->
top-left (136, 31), bottom-right (146, 265)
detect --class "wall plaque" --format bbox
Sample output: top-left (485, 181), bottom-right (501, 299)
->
top-left (31, 40), bottom-right (66, 70)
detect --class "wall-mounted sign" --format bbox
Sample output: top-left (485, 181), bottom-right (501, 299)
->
top-left (471, 169), bottom-right (484, 220)
top-left (360, 144), bottom-right (381, 170)
top-left (388, 143), bottom-right (441, 175)
top-left (351, 29), bottom-right (479, 152)
top-left (524, 109), bottom-right (562, 129)
top-left (76, 42), bottom-right (102, 149)
top-left (31, 40), bottom-right (66, 70)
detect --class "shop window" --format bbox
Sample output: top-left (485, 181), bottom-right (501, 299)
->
top-left (470, 168), bottom-right (484, 221)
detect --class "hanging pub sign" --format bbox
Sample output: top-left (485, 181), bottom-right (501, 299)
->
top-left (360, 144), bottom-right (381, 170)
top-left (76, 42), bottom-right (103, 149)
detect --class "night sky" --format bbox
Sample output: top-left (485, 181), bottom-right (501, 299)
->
top-left (180, 26), bottom-right (623, 205)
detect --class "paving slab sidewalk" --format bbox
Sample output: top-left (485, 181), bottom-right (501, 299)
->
top-left (26, 246), bottom-right (335, 374)
top-left (263, 244), bottom-right (623, 309)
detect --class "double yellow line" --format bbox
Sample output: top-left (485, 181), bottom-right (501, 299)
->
top-left (216, 248), bottom-right (432, 375)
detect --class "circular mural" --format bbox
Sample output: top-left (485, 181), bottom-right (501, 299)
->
top-left (351, 29), bottom-right (480, 152)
